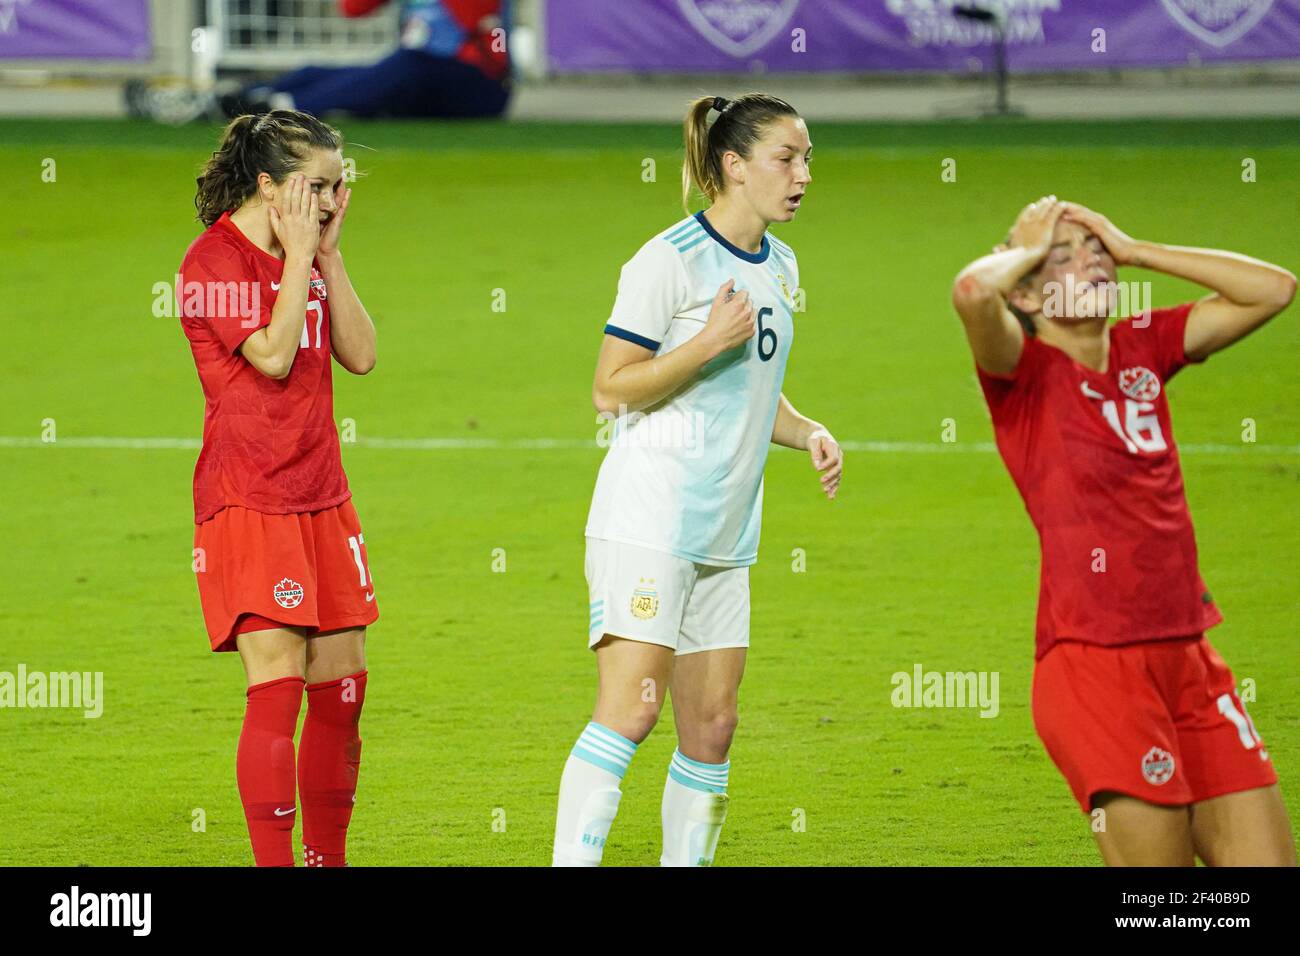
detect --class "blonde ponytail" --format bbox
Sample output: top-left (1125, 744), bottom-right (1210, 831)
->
top-left (682, 96), bottom-right (718, 212)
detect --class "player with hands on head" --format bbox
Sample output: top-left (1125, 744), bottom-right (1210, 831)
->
top-left (552, 92), bottom-right (841, 868)
top-left (179, 110), bottom-right (378, 868)
top-left (952, 193), bottom-right (1297, 866)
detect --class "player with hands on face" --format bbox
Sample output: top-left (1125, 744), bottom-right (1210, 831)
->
top-left (180, 110), bottom-right (378, 868)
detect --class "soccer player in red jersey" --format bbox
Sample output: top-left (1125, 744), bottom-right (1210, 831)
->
top-left (952, 195), bottom-right (1297, 866)
top-left (179, 111), bottom-right (377, 867)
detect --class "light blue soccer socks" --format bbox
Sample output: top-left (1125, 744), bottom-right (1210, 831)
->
top-left (552, 721), bottom-right (638, 866)
top-left (554, 727), bottom-right (731, 867)
top-left (660, 748), bottom-right (730, 867)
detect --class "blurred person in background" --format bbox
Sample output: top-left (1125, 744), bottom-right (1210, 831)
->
top-left (222, 0), bottom-right (511, 119)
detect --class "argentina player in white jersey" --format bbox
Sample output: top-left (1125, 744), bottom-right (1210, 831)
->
top-left (552, 94), bottom-right (843, 866)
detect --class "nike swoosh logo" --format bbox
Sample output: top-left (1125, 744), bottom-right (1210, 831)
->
top-left (273, 807), bottom-right (296, 817)
top-left (1080, 382), bottom-right (1105, 400)
top-left (271, 281), bottom-right (281, 291)
top-left (365, 591), bottom-right (375, 602)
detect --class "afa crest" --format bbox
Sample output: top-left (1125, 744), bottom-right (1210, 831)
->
top-left (630, 579), bottom-right (659, 620)
top-left (776, 273), bottom-right (791, 303)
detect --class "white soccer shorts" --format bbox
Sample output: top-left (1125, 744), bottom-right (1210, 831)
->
top-left (585, 536), bottom-right (750, 655)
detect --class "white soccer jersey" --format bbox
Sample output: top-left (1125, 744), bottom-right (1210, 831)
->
top-left (585, 212), bottom-right (799, 567)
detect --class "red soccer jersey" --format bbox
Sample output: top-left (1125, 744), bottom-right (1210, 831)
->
top-left (978, 303), bottom-right (1223, 659)
top-left (179, 212), bottom-right (350, 524)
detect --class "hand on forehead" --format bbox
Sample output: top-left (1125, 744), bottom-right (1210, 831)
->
top-left (1052, 218), bottom-right (1097, 246)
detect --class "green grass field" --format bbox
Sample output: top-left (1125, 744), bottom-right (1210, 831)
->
top-left (1, 117), bottom-right (1298, 865)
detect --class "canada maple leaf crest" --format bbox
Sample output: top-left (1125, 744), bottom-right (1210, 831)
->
top-left (273, 577), bottom-right (305, 609)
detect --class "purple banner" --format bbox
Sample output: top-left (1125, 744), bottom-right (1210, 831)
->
top-left (545, 1), bottom-right (1300, 72)
top-left (0, 0), bottom-right (152, 60)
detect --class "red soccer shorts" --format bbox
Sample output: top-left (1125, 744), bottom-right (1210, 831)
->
top-left (1032, 635), bottom-right (1277, 812)
top-left (194, 500), bottom-right (378, 652)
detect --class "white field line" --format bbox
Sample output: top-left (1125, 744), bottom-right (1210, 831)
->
top-left (0, 436), bottom-right (1297, 455)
